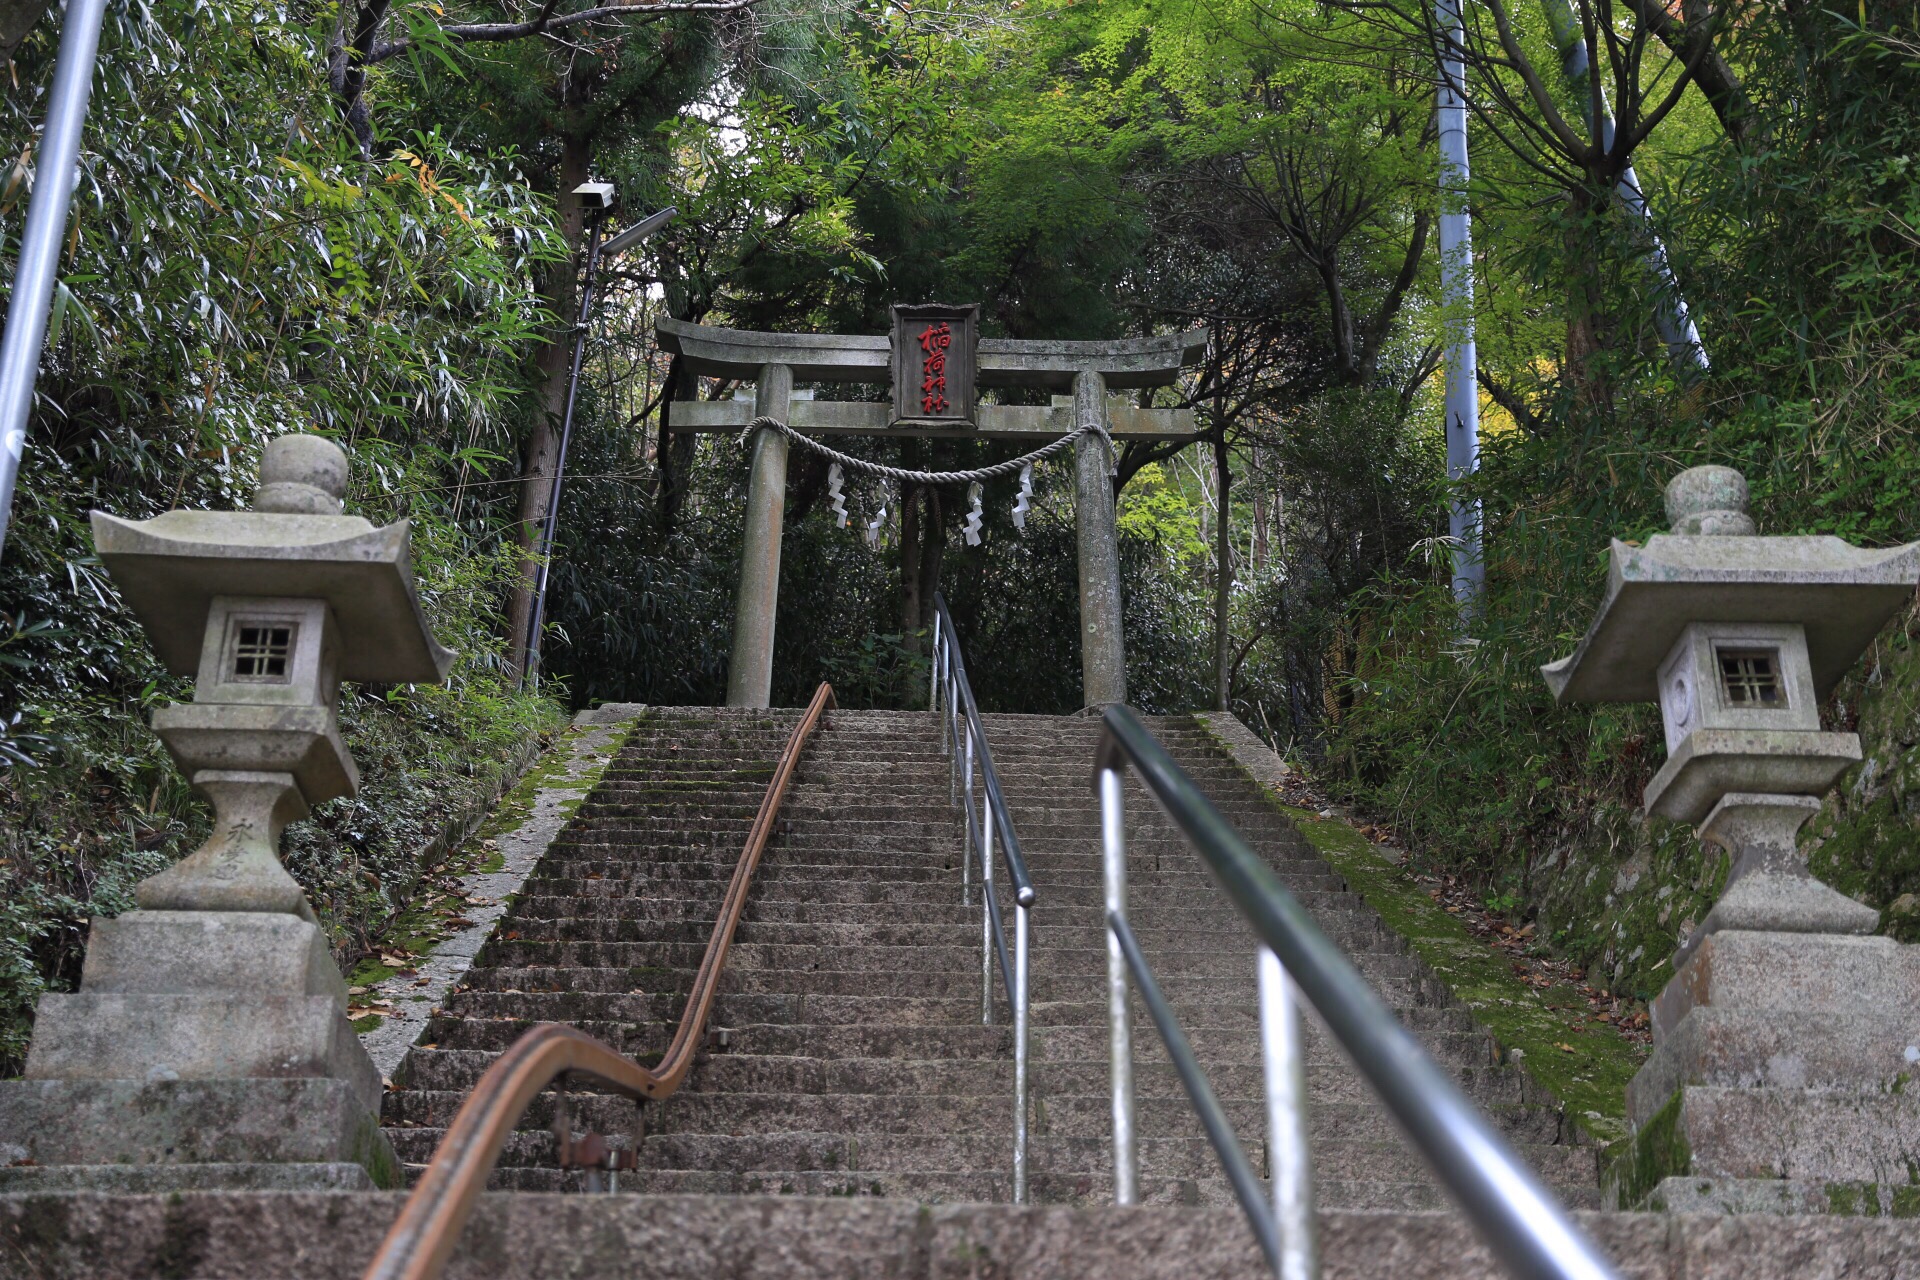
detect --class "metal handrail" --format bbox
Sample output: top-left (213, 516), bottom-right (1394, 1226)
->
top-left (929, 592), bottom-right (1032, 1203)
top-left (362, 683), bottom-right (837, 1280)
top-left (1095, 705), bottom-right (1621, 1280)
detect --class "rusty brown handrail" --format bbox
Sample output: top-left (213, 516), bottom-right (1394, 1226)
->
top-left (362, 684), bottom-right (837, 1280)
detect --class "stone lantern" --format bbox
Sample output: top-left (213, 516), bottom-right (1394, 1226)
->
top-left (0, 434), bottom-right (453, 1192)
top-left (1543, 464), bottom-right (1920, 1214)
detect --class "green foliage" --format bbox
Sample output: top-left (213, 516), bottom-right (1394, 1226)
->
top-left (1316, 4), bottom-right (1920, 999)
top-left (1259, 793), bottom-right (1647, 1144)
top-left (1806, 619), bottom-right (1920, 946)
top-left (1116, 463), bottom-right (1205, 562)
top-left (0, 0), bottom-right (566, 1073)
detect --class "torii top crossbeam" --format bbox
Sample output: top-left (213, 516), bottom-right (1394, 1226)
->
top-left (657, 315), bottom-right (1206, 442)
top-left (658, 317), bottom-right (1209, 390)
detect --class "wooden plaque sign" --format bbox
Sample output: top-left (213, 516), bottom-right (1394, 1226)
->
top-left (891, 302), bottom-right (979, 428)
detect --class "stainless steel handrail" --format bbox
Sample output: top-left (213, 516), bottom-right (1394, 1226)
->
top-left (930, 593), bottom-right (1033, 1203)
top-left (1095, 705), bottom-right (1621, 1280)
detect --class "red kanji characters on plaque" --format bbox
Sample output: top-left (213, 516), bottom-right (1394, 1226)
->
top-left (918, 321), bottom-right (952, 415)
top-left (890, 303), bottom-right (975, 423)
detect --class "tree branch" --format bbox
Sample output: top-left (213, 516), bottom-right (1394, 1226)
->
top-left (1114, 438), bottom-right (1195, 498)
top-left (1625, 0), bottom-right (1754, 147)
top-left (367, 0), bottom-right (755, 61)
top-left (1359, 207), bottom-right (1431, 378)
top-left (1476, 0), bottom-right (1595, 161)
top-left (1477, 366), bottom-right (1546, 436)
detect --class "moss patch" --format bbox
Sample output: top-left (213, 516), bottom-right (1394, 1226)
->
top-left (1816, 1182), bottom-right (1920, 1217)
top-left (1196, 713), bottom-right (1648, 1142)
top-left (1604, 1089), bottom-right (1689, 1209)
top-left (1279, 803), bottom-right (1646, 1141)
top-left (342, 721), bottom-right (634, 1028)
top-left (469, 725), bottom-right (613, 842)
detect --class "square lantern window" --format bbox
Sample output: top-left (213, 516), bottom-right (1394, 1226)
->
top-left (194, 597), bottom-right (340, 709)
top-left (231, 623), bottom-right (296, 682)
top-left (1716, 647), bottom-right (1784, 707)
top-left (1656, 622), bottom-right (1819, 754)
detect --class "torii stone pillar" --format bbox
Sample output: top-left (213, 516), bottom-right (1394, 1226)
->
top-left (728, 363), bottom-right (792, 708)
top-left (1073, 369), bottom-right (1125, 707)
top-left (655, 316), bottom-right (1207, 710)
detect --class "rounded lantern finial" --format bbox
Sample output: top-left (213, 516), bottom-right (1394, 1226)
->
top-left (253, 434), bottom-right (348, 515)
top-left (1665, 465), bottom-right (1755, 536)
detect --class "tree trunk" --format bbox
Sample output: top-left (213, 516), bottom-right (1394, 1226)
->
top-left (1251, 479), bottom-right (1269, 574)
top-left (1212, 430), bottom-right (1233, 713)
top-left (1563, 183), bottom-right (1613, 417)
top-left (328, 0), bottom-right (392, 156)
top-left (918, 486), bottom-right (944, 636)
top-left (892, 480), bottom-right (947, 707)
top-left (505, 129), bottom-right (592, 682)
top-left (900, 481), bottom-right (922, 647)
top-left (656, 353), bottom-right (694, 532)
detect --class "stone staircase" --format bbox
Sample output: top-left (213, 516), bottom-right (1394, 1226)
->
top-left (18, 705), bottom-right (1920, 1276)
top-left (381, 706), bottom-right (1595, 1208)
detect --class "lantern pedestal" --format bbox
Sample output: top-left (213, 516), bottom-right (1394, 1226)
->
top-left (134, 768), bottom-right (315, 918)
top-left (1672, 792), bottom-right (1882, 968)
top-left (1611, 927), bottom-right (1920, 1214)
top-left (0, 908), bottom-right (396, 1189)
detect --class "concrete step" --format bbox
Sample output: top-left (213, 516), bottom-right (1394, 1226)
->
top-left (456, 956), bottom-right (1447, 1006)
top-left (416, 1013), bottom-right (1499, 1070)
top-left (468, 936), bottom-right (1426, 982)
top-left (437, 983), bottom-right (1481, 1035)
top-left (26, 1187), bottom-right (1838, 1280)
top-left (395, 1051), bottom-right (1537, 1109)
top-left (439, 1167), bottom-right (1595, 1212)
top-left (384, 1085), bottom-right (1566, 1148)
top-left (518, 870), bottom-right (1363, 910)
top-left (379, 1126), bottom-right (1596, 1191)
top-left (498, 896), bottom-right (1402, 944)
top-left (441, 976), bottom-right (1450, 1033)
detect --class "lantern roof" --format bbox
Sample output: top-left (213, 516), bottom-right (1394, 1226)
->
top-left (91, 508), bottom-right (456, 684)
top-left (1541, 532), bottom-right (1920, 705)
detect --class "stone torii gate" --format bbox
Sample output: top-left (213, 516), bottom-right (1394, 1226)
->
top-left (657, 308), bottom-right (1207, 710)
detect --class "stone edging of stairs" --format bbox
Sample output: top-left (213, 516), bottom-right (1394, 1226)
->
top-left (1191, 711), bottom-right (1647, 1147)
top-left (355, 707), bottom-right (646, 1080)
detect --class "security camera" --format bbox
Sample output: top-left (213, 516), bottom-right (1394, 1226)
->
top-left (573, 181), bottom-right (617, 211)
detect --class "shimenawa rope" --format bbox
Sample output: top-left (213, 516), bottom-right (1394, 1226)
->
top-left (738, 414), bottom-right (1113, 484)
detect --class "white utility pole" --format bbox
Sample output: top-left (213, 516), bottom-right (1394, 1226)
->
top-left (1436, 0), bottom-right (1482, 605)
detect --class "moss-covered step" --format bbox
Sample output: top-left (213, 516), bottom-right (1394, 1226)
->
top-left (1193, 712), bottom-right (1650, 1145)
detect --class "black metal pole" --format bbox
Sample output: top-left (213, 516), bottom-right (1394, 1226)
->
top-left (522, 211), bottom-right (606, 690)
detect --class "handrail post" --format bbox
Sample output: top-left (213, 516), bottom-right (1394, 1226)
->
top-left (948, 656), bottom-right (960, 805)
top-left (981, 809), bottom-right (996, 1026)
top-left (0, 0), bottom-right (111, 557)
top-left (1013, 899), bottom-right (1031, 1205)
top-left (1259, 946), bottom-right (1318, 1280)
top-left (961, 722), bottom-right (975, 907)
top-left (1099, 763), bottom-right (1138, 1205)
top-left (929, 611), bottom-right (943, 713)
